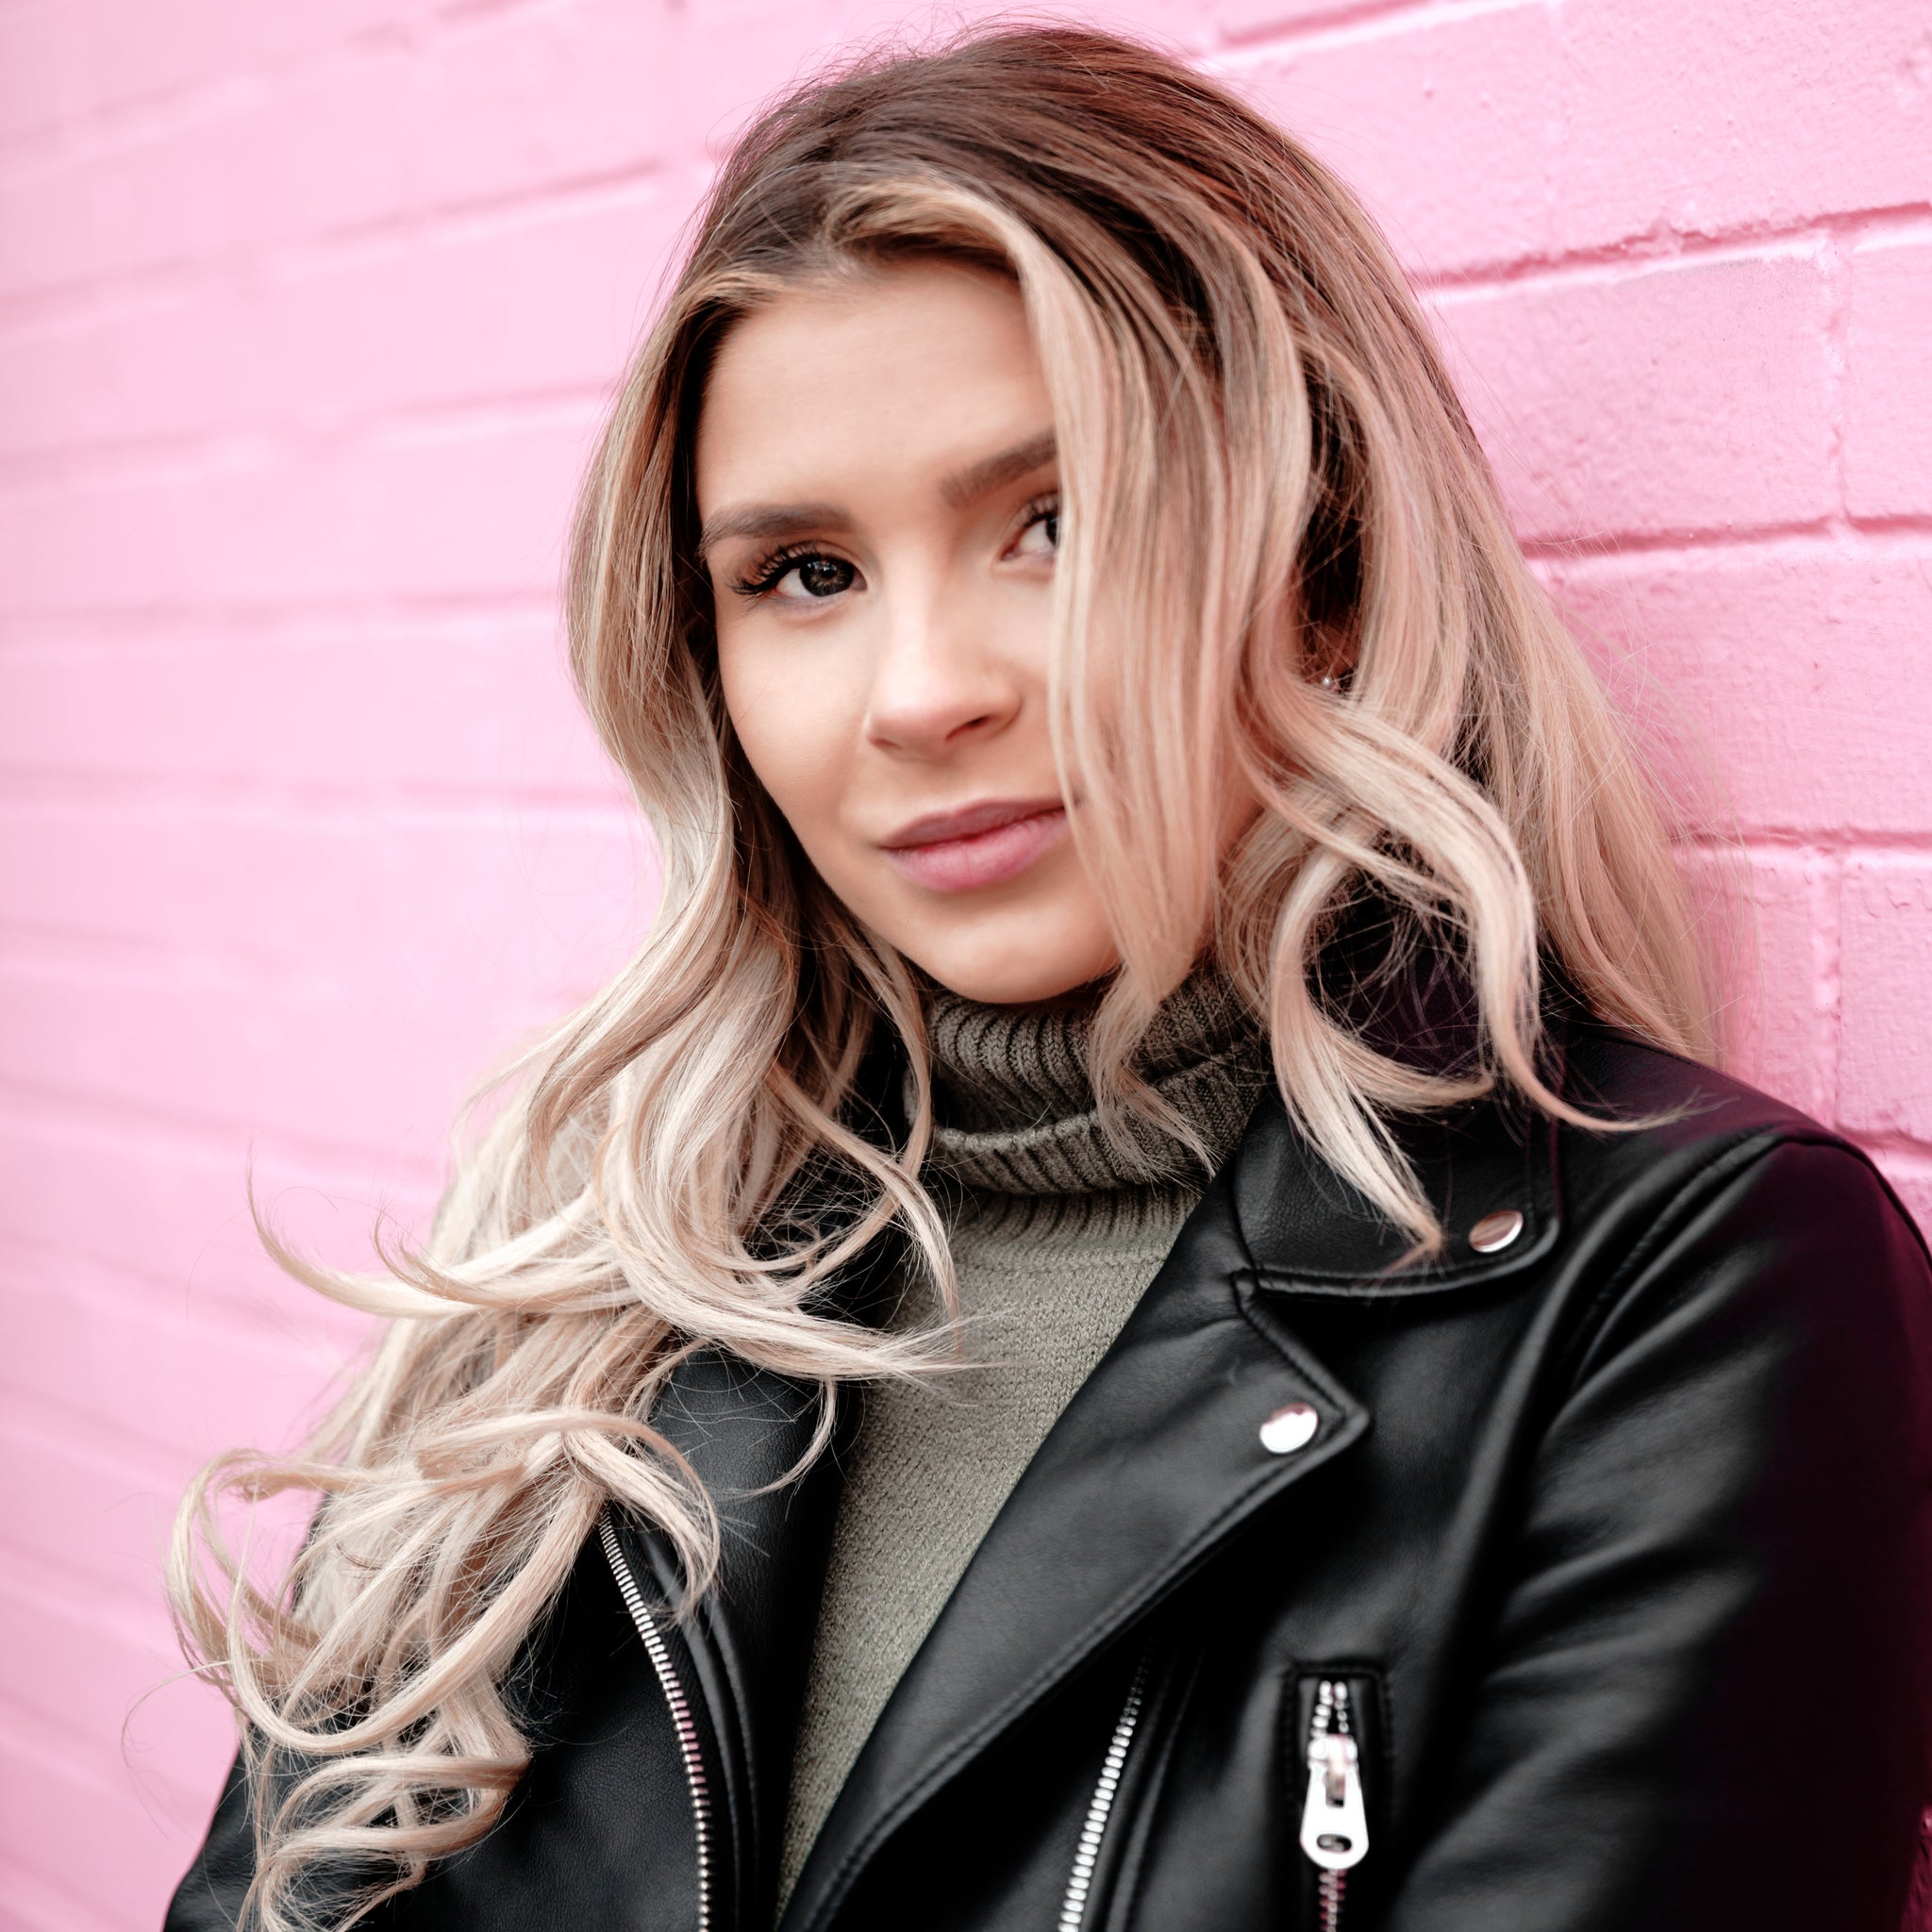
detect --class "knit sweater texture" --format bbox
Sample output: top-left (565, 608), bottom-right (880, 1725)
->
top-left (776, 969), bottom-right (1272, 1906)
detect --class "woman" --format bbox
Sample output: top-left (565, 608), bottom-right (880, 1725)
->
top-left (166, 25), bottom-right (1932, 1932)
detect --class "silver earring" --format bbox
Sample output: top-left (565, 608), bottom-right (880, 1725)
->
top-left (1319, 673), bottom-right (1335, 689)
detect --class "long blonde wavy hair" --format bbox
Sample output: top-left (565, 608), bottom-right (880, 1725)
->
top-left (171, 24), bottom-right (1716, 1928)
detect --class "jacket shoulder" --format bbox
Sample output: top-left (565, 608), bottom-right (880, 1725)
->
top-left (1552, 1023), bottom-right (1931, 1328)
top-left (1230, 1017), bottom-right (1927, 1290)
top-left (1558, 1021), bottom-right (1917, 1227)
top-left (1561, 1020), bottom-right (1822, 1151)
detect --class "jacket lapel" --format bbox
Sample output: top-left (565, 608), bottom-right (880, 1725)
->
top-left (781, 1063), bottom-right (1564, 1932)
top-left (780, 1127), bottom-right (1372, 1932)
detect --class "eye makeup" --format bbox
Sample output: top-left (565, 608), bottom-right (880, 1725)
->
top-left (728, 543), bottom-right (860, 602)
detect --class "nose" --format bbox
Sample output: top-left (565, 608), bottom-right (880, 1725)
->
top-left (861, 581), bottom-right (1023, 758)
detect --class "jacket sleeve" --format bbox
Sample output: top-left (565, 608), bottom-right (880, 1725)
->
top-left (1384, 1135), bottom-right (1932, 1932)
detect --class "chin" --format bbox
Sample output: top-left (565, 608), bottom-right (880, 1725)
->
top-left (898, 909), bottom-right (1120, 1007)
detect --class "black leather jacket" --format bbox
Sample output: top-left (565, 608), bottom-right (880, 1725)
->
top-left (169, 1022), bottom-right (1932, 1931)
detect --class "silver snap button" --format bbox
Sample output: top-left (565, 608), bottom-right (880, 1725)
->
top-left (1469, 1208), bottom-right (1524, 1254)
top-left (1259, 1402), bottom-right (1320, 1455)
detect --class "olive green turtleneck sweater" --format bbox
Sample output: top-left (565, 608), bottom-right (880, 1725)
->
top-left (777, 971), bottom-right (1272, 1906)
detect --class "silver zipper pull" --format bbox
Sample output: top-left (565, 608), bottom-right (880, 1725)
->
top-left (1300, 1687), bottom-right (1370, 1872)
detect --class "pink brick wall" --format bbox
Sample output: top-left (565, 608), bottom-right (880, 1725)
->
top-left (1, 3), bottom-right (1927, 1924)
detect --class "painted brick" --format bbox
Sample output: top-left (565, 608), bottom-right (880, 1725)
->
top-left (0, 92), bottom-right (266, 301)
top-left (1840, 858), bottom-right (1932, 1142)
top-left (0, 276), bottom-right (271, 460)
top-left (1868, 1154), bottom-right (1932, 1247)
top-left (0, 1738), bottom-right (145, 1932)
top-left (1554, 0), bottom-right (1932, 252)
top-left (0, 0), bottom-right (412, 149)
top-left (265, 188), bottom-right (681, 431)
top-left (1680, 848), bottom-right (1827, 1121)
top-left (1430, 249), bottom-right (1837, 543)
top-left (0, 799), bottom-right (647, 983)
top-left (0, 1859), bottom-right (125, 1932)
top-left (1210, 0), bottom-right (1384, 42)
top-left (0, 1574), bottom-right (198, 1768)
top-left (0, 3), bottom-right (97, 149)
top-left (1846, 238), bottom-right (1932, 523)
top-left (1227, 2), bottom-right (1555, 276)
top-left (0, 1629), bottom-right (225, 1926)
top-left (1541, 542), bottom-right (1932, 836)
top-left (0, 1108), bottom-right (434, 1319)
top-left (0, 1414), bottom-right (232, 1603)
top-left (0, 614), bottom-right (620, 798)
top-left (0, 1258), bottom-right (358, 1464)
top-left (0, 848), bottom-right (642, 1149)
top-left (3, 1), bottom-right (1929, 1923)
top-left (0, 407), bottom-right (599, 612)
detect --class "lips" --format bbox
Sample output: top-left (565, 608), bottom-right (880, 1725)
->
top-left (880, 796), bottom-right (1069, 893)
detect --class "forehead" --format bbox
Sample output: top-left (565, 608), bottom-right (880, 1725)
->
top-left (694, 261), bottom-right (1051, 510)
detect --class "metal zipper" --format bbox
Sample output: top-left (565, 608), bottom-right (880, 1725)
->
top-left (600, 1513), bottom-right (713, 1932)
top-left (1057, 1650), bottom-right (1153, 1932)
top-left (1299, 1678), bottom-right (1370, 1932)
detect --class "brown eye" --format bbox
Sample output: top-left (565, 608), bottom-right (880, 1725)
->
top-left (791, 557), bottom-right (855, 598)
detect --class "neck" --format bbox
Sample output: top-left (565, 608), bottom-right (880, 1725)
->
top-left (912, 962), bottom-right (1273, 1200)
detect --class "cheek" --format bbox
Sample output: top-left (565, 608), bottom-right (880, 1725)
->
top-left (719, 637), bottom-right (863, 852)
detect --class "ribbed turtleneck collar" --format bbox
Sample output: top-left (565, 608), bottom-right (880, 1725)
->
top-left (916, 963), bottom-right (1272, 1198)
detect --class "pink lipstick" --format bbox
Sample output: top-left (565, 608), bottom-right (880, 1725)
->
top-left (880, 797), bottom-right (1069, 893)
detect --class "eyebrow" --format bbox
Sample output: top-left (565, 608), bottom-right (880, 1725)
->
top-left (697, 430), bottom-right (1058, 558)
top-left (696, 504), bottom-right (851, 555)
top-left (940, 428), bottom-right (1058, 508)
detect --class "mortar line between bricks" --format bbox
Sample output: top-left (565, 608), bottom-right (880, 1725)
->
top-left (1813, 850), bottom-right (1843, 1131)
top-left (1682, 833), bottom-right (1932, 859)
top-left (1413, 206), bottom-right (1932, 302)
top-left (1848, 1132), bottom-right (1932, 1169)
top-left (0, 3), bottom-right (556, 181)
top-left (1209, 0), bottom-right (1538, 66)
top-left (272, 152), bottom-right (676, 271)
top-left (1821, 233), bottom-right (1853, 522)
top-left (0, 63), bottom-right (271, 175)
top-left (0, 150), bottom-right (678, 323)
top-left (1209, 0), bottom-right (1446, 55)
top-left (0, 0), bottom-right (586, 182)
top-left (1528, 522), bottom-right (1932, 573)
top-left (0, 379), bottom-right (616, 486)
top-left (0, 390), bottom-right (611, 497)
top-left (1522, 517), bottom-right (1839, 563)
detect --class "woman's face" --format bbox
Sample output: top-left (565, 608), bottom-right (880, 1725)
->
top-left (696, 260), bottom-right (1118, 1006)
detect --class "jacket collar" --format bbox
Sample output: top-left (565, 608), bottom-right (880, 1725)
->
top-left (1230, 1074), bottom-right (1563, 1295)
top-left (781, 1060), bottom-right (1563, 1931)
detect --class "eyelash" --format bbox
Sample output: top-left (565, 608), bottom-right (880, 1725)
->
top-left (725, 493), bottom-right (1060, 604)
top-left (728, 541), bottom-right (828, 601)
top-left (1013, 491), bottom-right (1059, 545)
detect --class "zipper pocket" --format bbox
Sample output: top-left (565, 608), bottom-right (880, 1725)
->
top-left (1058, 1648), bottom-right (1154, 1932)
top-left (601, 1513), bottom-right (714, 1932)
top-left (1298, 1676), bottom-right (1372, 1932)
